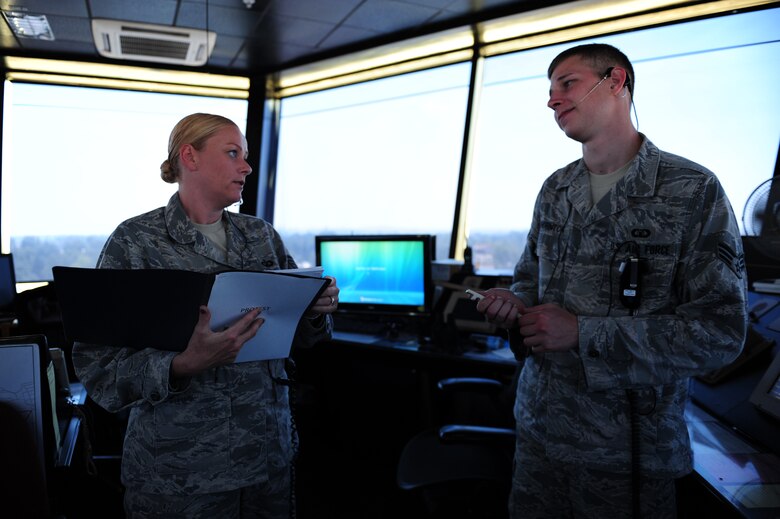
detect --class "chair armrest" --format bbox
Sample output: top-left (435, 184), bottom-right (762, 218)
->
top-left (437, 377), bottom-right (504, 393)
top-left (438, 424), bottom-right (515, 444)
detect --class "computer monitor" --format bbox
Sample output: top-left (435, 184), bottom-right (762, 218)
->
top-left (315, 234), bottom-right (435, 321)
top-left (750, 351), bottom-right (780, 422)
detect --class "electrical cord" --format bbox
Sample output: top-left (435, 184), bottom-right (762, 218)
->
top-left (286, 358), bottom-right (299, 519)
top-left (540, 203), bottom-right (573, 302)
top-left (627, 389), bottom-right (641, 518)
top-left (270, 359), bottom-right (299, 519)
top-left (626, 387), bottom-right (658, 518)
top-left (610, 240), bottom-right (648, 517)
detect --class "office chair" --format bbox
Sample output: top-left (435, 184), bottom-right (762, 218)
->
top-left (0, 401), bottom-right (52, 518)
top-left (396, 376), bottom-right (517, 519)
top-left (0, 334), bottom-right (57, 517)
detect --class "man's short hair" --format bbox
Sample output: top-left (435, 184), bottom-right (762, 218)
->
top-left (547, 43), bottom-right (635, 97)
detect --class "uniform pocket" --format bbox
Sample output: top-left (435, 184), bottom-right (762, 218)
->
top-left (638, 256), bottom-right (677, 312)
top-left (153, 392), bottom-right (231, 475)
top-left (536, 225), bottom-right (564, 299)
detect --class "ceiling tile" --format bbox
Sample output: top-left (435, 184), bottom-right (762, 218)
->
top-left (344, 0), bottom-right (439, 32)
top-left (245, 38), bottom-right (317, 65)
top-left (209, 32), bottom-right (243, 60)
top-left (46, 15), bottom-right (93, 43)
top-left (0, 0), bottom-right (88, 17)
top-left (254, 13), bottom-right (335, 47)
top-left (201, 4), bottom-right (266, 38)
top-left (267, 0), bottom-right (361, 24)
top-left (176, 1), bottom-right (209, 29)
top-left (399, 0), bottom-right (455, 9)
top-left (89, 0), bottom-right (178, 25)
top-left (18, 38), bottom-right (96, 54)
top-left (320, 24), bottom-right (379, 49)
top-left (443, 0), bottom-right (530, 13)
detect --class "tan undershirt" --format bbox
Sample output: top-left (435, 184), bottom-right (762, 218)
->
top-left (589, 161), bottom-right (632, 206)
top-left (192, 219), bottom-right (228, 260)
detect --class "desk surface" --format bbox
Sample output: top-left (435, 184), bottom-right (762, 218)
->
top-left (687, 401), bottom-right (780, 517)
top-left (331, 330), bottom-right (519, 368)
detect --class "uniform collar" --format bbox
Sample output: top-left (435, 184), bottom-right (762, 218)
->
top-left (559, 135), bottom-right (660, 221)
top-left (164, 192), bottom-right (260, 268)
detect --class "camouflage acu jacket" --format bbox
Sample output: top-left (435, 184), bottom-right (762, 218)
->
top-left (72, 193), bottom-right (332, 495)
top-left (511, 137), bottom-right (748, 477)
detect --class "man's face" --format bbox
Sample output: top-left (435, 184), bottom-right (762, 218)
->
top-left (547, 55), bottom-right (609, 142)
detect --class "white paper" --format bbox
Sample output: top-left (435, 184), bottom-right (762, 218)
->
top-left (277, 266), bottom-right (324, 278)
top-left (207, 271), bottom-right (326, 362)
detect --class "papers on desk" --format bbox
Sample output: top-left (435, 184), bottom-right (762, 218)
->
top-left (53, 266), bottom-right (329, 362)
top-left (686, 402), bottom-right (780, 510)
top-left (753, 279), bottom-right (780, 294)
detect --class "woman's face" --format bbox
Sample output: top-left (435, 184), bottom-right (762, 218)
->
top-left (189, 124), bottom-right (252, 209)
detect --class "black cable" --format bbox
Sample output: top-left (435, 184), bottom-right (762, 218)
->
top-left (284, 358), bottom-right (299, 519)
top-left (269, 360), bottom-right (299, 519)
top-left (611, 240), bottom-right (642, 516)
top-left (627, 389), bottom-right (641, 518)
top-left (626, 387), bottom-right (657, 518)
top-left (540, 202), bottom-right (573, 302)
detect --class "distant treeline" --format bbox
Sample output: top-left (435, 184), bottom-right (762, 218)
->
top-left (12, 235), bottom-right (108, 282)
top-left (11, 231), bottom-right (528, 282)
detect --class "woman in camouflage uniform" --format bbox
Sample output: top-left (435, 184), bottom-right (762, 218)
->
top-left (73, 113), bottom-right (339, 518)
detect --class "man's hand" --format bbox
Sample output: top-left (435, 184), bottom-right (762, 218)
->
top-left (518, 303), bottom-right (578, 353)
top-left (475, 288), bottom-right (526, 328)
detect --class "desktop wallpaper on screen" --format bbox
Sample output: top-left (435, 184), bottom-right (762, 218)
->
top-left (320, 240), bottom-right (425, 307)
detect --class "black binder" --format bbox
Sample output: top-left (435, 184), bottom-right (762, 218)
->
top-left (53, 266), bottom-right (327, 353)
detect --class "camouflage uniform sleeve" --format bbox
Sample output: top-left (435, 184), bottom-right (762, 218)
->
top-left (580, 175), bottom-right (748, 390)
top-left (71, 225), bottom-right (189, 412)
top-left (510, 188), bottom-right (545, 308)
top-left (71, 342), bottom-right (181, 411)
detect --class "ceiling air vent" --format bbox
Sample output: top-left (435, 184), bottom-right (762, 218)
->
top-left (91, 19), bottom-right (216, 66)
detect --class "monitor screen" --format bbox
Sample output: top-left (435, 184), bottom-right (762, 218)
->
top-left (750, 351), bottom-right (780, 422)
top-left (315, 235), bottom-right (434, 317)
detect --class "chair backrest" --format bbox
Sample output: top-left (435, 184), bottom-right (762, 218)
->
top-left (0, 401), bottom-right (51, 517)
top-left (0, 335), bottom-right (56, 478)
top-left (0, 253), bottom-right (17, 312)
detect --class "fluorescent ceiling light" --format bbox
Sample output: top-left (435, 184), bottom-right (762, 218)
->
top-left (5, 72), bottom-right (248, 99)
top-left (276, 27), bottom-right (474, 97)
top-left (3, 56), bottom-right (249, 94)
top-left (480, 0), bottom-right (691, 44)
top-left (482, 0), bottom-right (778, 56)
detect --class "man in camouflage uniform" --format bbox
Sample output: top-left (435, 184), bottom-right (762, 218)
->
top-left (477, 44), bottom-right (748, 518)
top-left (73, 114), bottom-right (338, 518)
